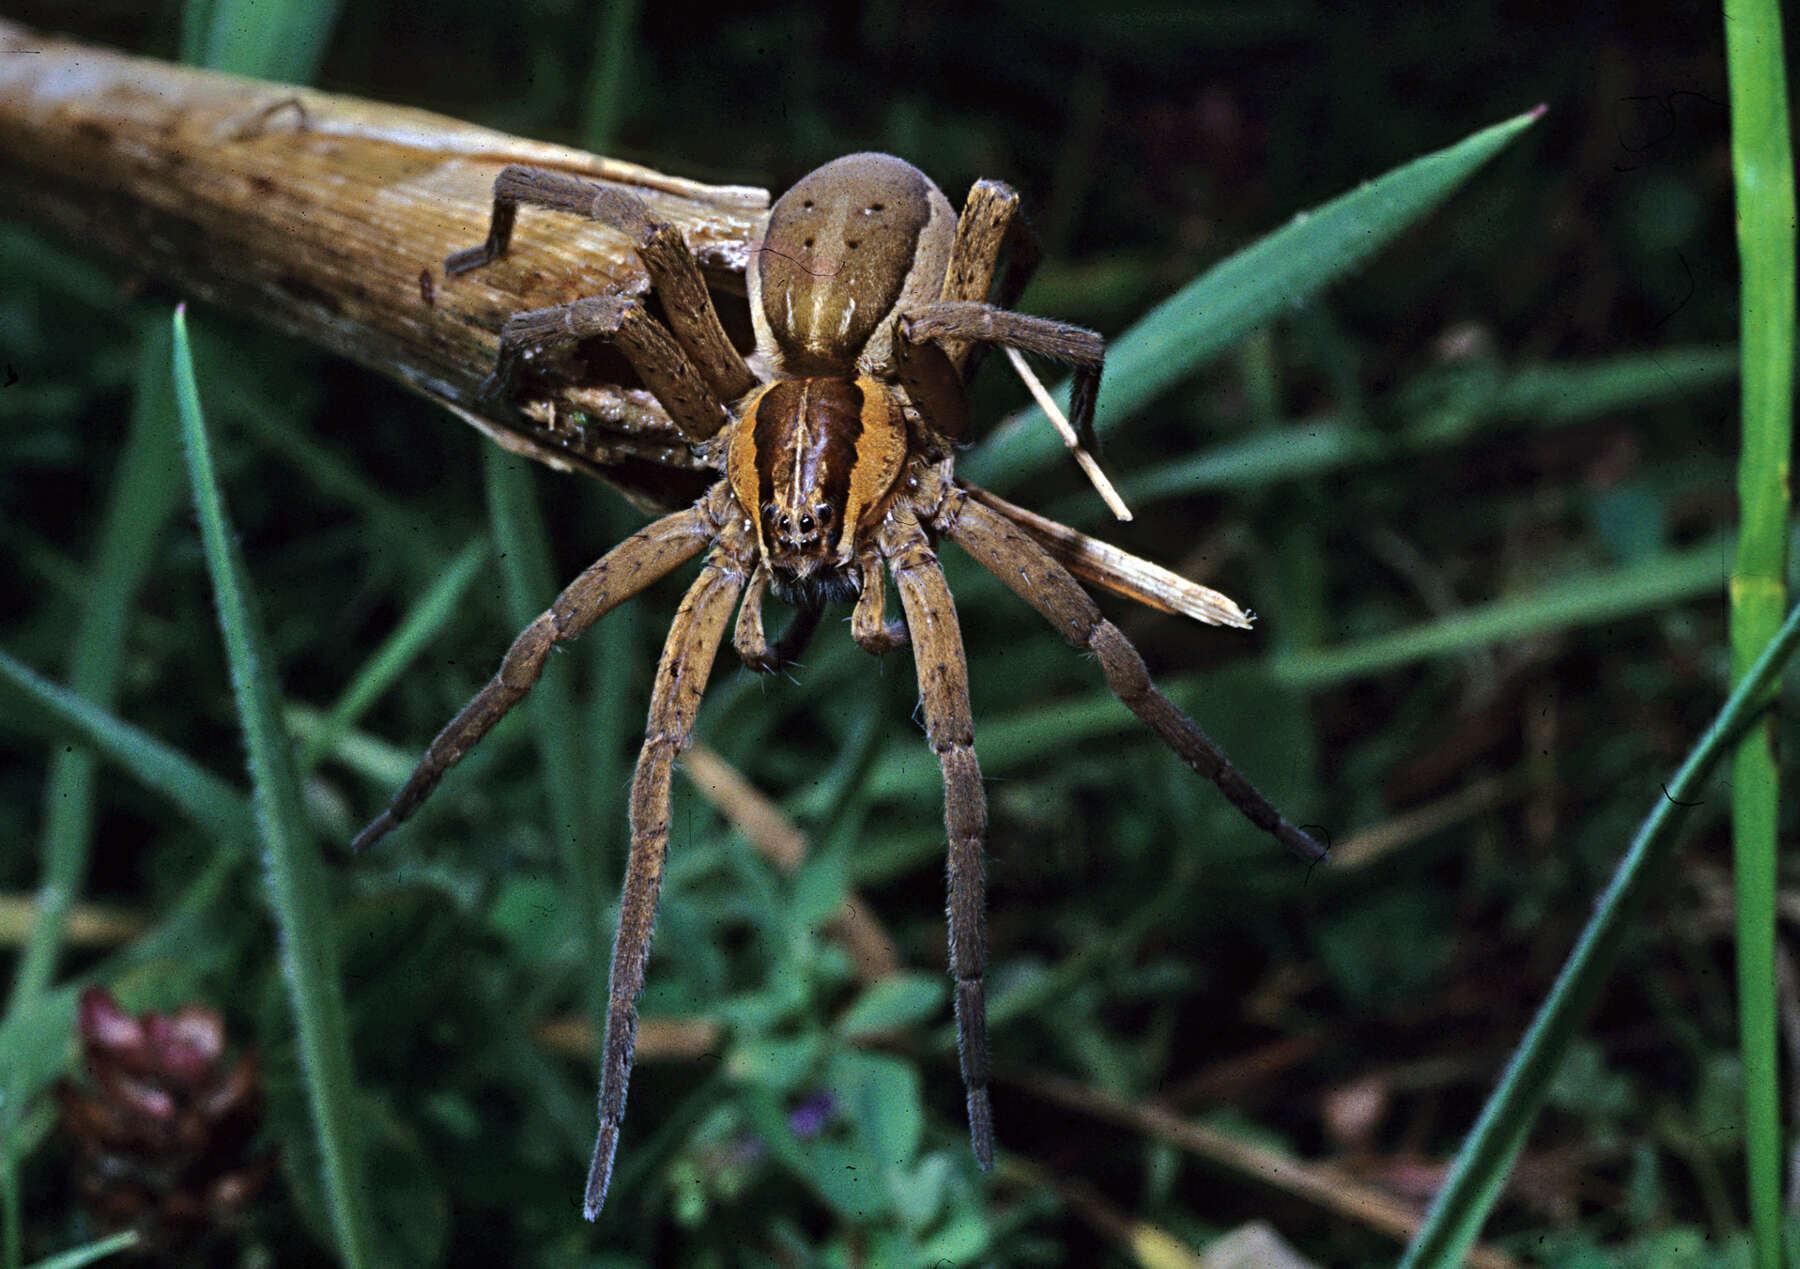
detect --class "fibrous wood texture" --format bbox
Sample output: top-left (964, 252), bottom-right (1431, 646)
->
top-left (0, 20), bottom-right (769, 508)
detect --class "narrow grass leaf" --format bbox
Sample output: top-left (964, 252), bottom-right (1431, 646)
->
top-left (578, 0), bottom-right (642, 151)
top-left (1723, 0), bottom-right (1794, 1262)
top-left (966, 106), bottom-right (1546, 490)
top-left (183, 0), bottom-right (343, 83)
top-left (8, 321), bottom-right (184, 1013)
top-left (296, 537), bottom-right (487, 770)
top-left (483, 449), bottom-right (605, 1013)
top-left (1101, 347), bottom-right (1738, 510)
top-left (1, 1136), bottom-right (13, 1269)
top-left (582, 496), bottom-right (649, 883)
top-left (1268, 538), bottom-right (1729, 690)
top-left (21, 1230), bottom-right (140, 1269)
top-left (171, 307), bottom-right (375, 1269)
top-left (1399, 600), bottom-right (1800, 1269)
top-left (0, 649), bottom-right (252, 842)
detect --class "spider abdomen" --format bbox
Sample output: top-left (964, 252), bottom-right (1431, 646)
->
top-left (749, 153), bottom-right (956, 375)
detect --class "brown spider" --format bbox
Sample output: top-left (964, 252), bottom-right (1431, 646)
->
top-left (352, 153), bottom-right (1324, 1219)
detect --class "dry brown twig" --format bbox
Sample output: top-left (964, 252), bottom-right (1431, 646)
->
top-left (0, 19), bottom-right (767, 507)
top-left (1012, 1070), bottom-right (1523, 1269)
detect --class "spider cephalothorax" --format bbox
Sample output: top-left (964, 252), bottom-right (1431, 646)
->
top-left (726, 372), bottom-right (906, 604)
top-left (354, 152), bottom-right (1323, 1220)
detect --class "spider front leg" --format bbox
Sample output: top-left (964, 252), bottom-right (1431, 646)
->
top-left (587, 544), bottom-right (748, 1220)
top-left (352, 496), bottom-right (721, 852)
top-left (940, 488), bottom-right (1326, 864)
top-left (447, 165), bottom-right (755, 402)
top-left (900, 301), bottom-right (1104, 452)
top-left (878, 507), bottom-right (993, 1171)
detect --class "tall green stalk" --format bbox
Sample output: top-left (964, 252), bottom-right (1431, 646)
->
top-left (1724, 0), bottom-right (1794, 1262)
top-left (6, 323), bottom-right (182, 1016)
top-left (1, 324), bottom-right (183, 1269)
top-left (172, 309), bottom-right (375, 1267)
top-left (1400, 601), bottom-right (1800, 1268)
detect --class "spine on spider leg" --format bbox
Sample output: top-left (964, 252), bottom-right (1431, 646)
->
top-left (939, 491), bottom-right (1325, 864)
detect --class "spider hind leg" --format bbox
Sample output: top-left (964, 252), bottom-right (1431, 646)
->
top-left (941, 487), bottom-right (1325, 864)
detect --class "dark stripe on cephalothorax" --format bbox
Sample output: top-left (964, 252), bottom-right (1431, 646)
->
top-left (804, 378), bottom-right (864, 524)
top-left (750, 378), bottom-right (867, 540)
top-left (750, 379), bottom-right (801, 526)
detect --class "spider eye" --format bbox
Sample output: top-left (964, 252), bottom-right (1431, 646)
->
top-left (798, 514), bottom-right (814, 534)
top-left (814, 504), bottom-right (834, 525)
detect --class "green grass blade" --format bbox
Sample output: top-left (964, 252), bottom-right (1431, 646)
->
top-left (7, 321), bottom-right (184, 1014)
top-left (1399, 600), bottom-right (1800, 1269)
top-left (295, 537), bottom-right (487, 771)
top-left (1097, 347), bottom-right (1738, 510)
top-left (578, 0), bottom-right (643, 151)
top-left (1, 1149), bottom-right (12, 1269)
top-left (171, 307), bottom-right (375, 1268)
top-left (182, 0), bottom-right (343, 82)
top-left (482, 450), bottom-right (607, 1021)
top-left (965, 105), bottom-right (1546, 490)
top-left (1724, 0), bottom-right (1795, 1262)
top-left (1268, 537), bottom-right (1729, 689)
top-left (0, 649), bottom-right (253, 842)
top-left (21, 1230), bottom-right (139, 1269)
top-left (582, 496), bottom-right (644, 886)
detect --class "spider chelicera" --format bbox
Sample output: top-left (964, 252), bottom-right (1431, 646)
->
top-left (353, 152), bottom-right (1323, 1218)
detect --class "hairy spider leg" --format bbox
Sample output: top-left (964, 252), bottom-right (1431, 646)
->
top-left (901, 301), bottom-right (1105, 454)
top-left (485, 297), bottom-right (728, 441)
top-left (448, 165), bottom-right (755, 402)
top-left (878, 505), bottom-right (994, 1171)
top-left (351, 495), bottom-right (723, 853)
top-left (586, 542), bottom-right (748, 1220)
top-left (941, 487), bottom-right (1326, 864)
